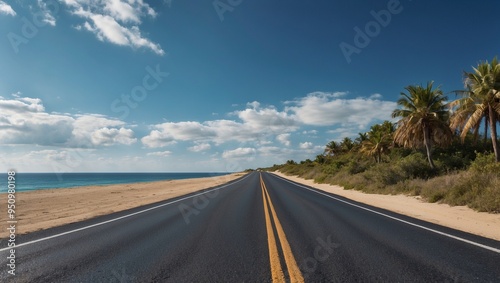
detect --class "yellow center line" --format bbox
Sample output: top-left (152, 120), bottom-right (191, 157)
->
top-left (261, 176), bottom-right (286, 282)
top-left (260, 173), bottom-right (304, 283)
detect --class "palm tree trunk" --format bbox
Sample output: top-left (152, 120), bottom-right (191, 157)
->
top-left (484, 117), bottom-right (488, 145)
top-left (423, 126), bottom-right (436, 169)
top-left (472, 124), bottom-right (479, 145)
top-left (488, 104), bottom-right (500, 162)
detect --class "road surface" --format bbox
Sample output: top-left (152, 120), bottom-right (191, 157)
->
top-left (1, 171), bottom-right (499, 282)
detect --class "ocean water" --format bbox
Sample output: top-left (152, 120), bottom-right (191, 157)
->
top-left (0, 172), bottom-right (231, 192)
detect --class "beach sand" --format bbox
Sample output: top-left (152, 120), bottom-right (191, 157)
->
top-left (272, 171), bottom-right (500, 241)
top-left (0, 173), bottom-right (245, 238)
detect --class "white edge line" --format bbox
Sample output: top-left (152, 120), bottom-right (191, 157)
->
top-left (271, 173), bottom-right (500, 254)
top-left (0, 174), bottom-right (251, 252)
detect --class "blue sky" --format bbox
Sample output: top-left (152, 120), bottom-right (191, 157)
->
top-left (0, 0), bottom-right (498, 172)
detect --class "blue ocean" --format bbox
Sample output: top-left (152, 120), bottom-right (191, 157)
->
top-left (1, 172), bottom-right (231, 192)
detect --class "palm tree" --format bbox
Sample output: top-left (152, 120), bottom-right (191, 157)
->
top-left (315, 154), bottom-right (326, 164)
top-left (449, 88), bottom-right (488, 144)
top-left (360, 122), bottom-right (394, 163)
top-left (340, 137), bottom-right (355, 153)
top-left (450, 58), bottom-right (500, 162)
top-left (355, 132), bottom-right (369, 144)
top-left (324, 141), bottom-right (341, 157)
top-left (392, 82), bottom-right (453, 169)
top-left (354, 132), bottom-right (368, 151)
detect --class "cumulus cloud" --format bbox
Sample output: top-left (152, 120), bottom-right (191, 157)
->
top-left (142, 92), bottom-right (395, 149)
top-left (188, 143), bottom-right (211, 152)
top-left (147, 151), bottom-right (172, 157)
top-left (37, 0), bottom-right (56, 26)
top-left (286, 92), bottom-right (396, 127)
top-left (62, 0), bottom-right (164, 55)
top-left (299, 142), bottom-right (313, 149)
top-left (222, 147), bottom-right (256, 159)
top-left (302, 130), bottom-right (318, 135)
top-left (91, 127), bottom-right (136, 146)
top-left (70, 114), bottom-right (137, 147)
top-left (369, 93), bottom-right (383, 99)
top-left (0, 94), bottom-right (136, 147)
top-left (276, 133), bottom-right (291, 146)
top-left (236, 105), bottom-right (297, 133)
top-left (142, 104), bottom-right (297, 148)
top-left (0, 1), bottom-right (16, 16)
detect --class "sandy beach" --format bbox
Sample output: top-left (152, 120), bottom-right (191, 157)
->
top-left (0, 173), bottom-right (245, 238)
top-left (272, 171), bottom-right (500, 241)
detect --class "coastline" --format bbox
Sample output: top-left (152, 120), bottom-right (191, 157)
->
top-left (1, 172), bottom-right (232, 192)
top-left (0, 172), bottom-right (246, 238)
top-left (272, 171), bottom-right (500, 241)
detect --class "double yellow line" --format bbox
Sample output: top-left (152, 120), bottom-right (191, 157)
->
top-left (260, 173), bottom-right (304, 283)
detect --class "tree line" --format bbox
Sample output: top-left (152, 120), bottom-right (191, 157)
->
top-left (319, 57), bottom-right (500, 169)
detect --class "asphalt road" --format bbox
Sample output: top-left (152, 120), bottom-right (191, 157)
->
top-left (1, 171), bottom-right (499, 282)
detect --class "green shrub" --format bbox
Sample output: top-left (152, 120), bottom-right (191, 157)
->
top-left (266, 141), bottom-right (500, 213)
top-left (397, 152), bottom-right (437, 179)
top-left (346, 159), bottom-right (370, 174)
top-left (470, 153), bottom-right (500, 175)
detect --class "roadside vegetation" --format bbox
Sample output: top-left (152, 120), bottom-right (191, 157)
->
top-left (263, 58), bottom-right (500, 213)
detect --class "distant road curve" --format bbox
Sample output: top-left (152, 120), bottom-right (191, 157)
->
top-left (1, 171), bottom-right (499, 282)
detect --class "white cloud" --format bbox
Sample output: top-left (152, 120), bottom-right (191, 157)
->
top-left (299, 142), bottom-right (313, 149)
top-left (0, 95), bottom-right (135, 147)
top-left (286, 92), bottom-right (396, 127)
top-left (63, 0), bottom-right (164, 55)
top-left (37, 0), bottom-right (56, 26)
top-left (222, 147), bottom-right (256, 159)
top-left (0, 1), bottom-right (16, 16)
top-left (140, 129), bottom-right (177, 148)
top-left (369, 93), bottom-right (383, 99)
top-left (188, 143), bottom-right (211, 152)
top-left (302, 130), bottom-right (318, 135)
top-left (142, 93), bottom-right (395, 149)
top-left (91, 127), bottom-right (136, 146)
top-left (147, 151), bottom-right (172, 157)
top-left (142, 104), bottom-right (298, 148)
top-left (246, 101), bottom-right (260, 109)
top-left (276, 133), bottom-right (291, 146)
top-left (235, 105), bottom-right (297, 133)
top-left (71, 114), bottom-right (136, 147)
